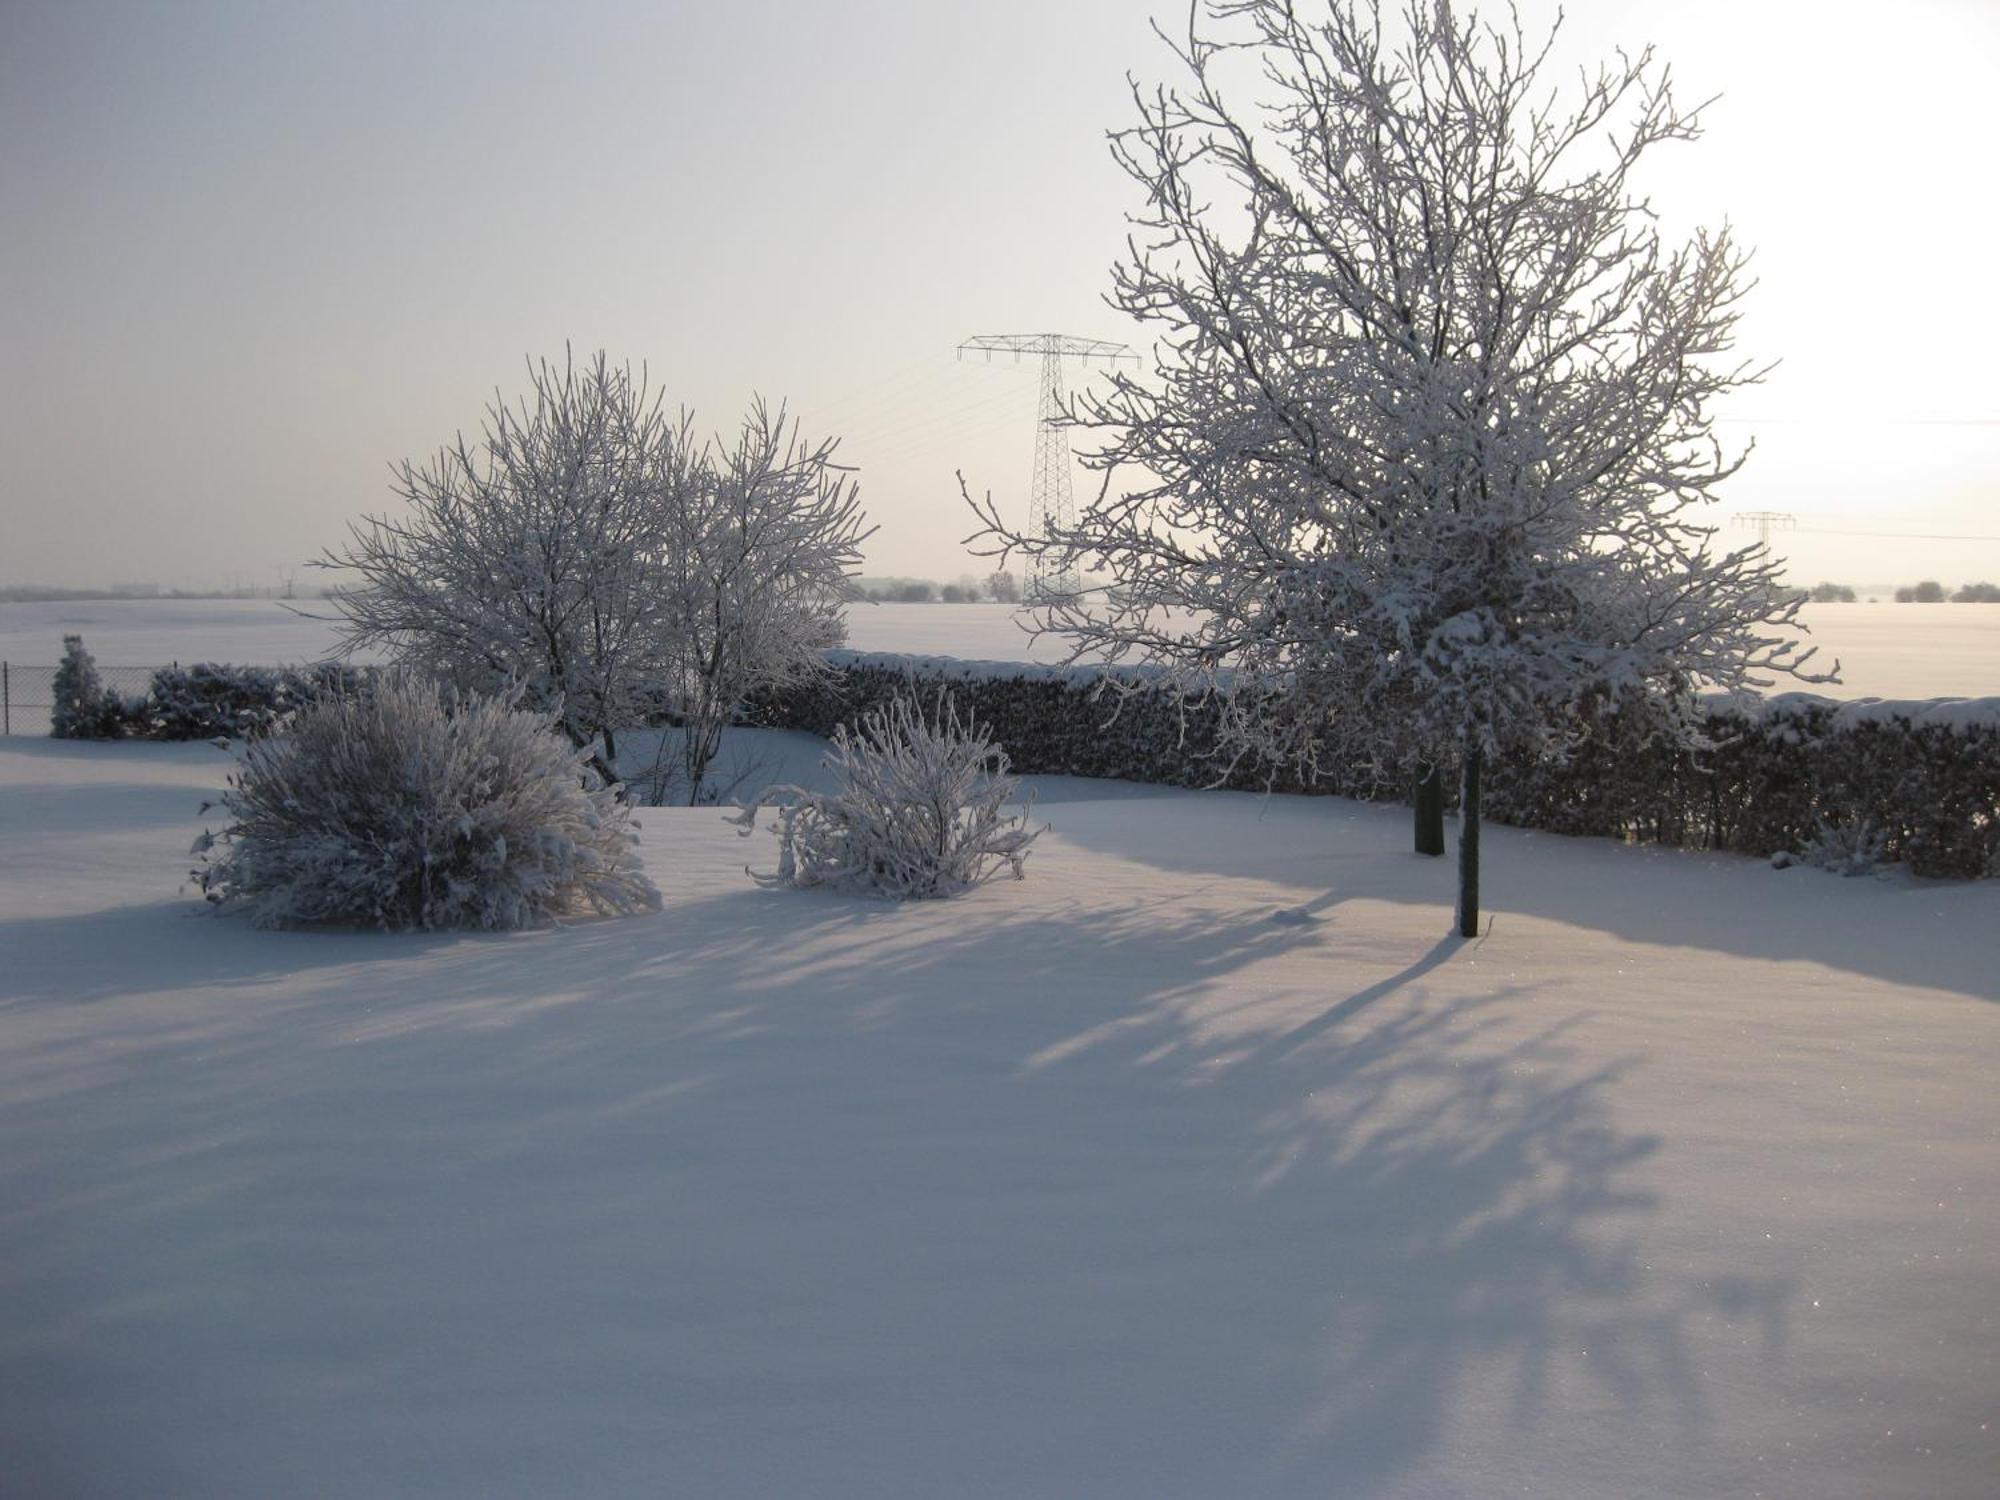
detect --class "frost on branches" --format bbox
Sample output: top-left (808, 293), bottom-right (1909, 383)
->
top-left (966, 0), bottom-right (1829, 936)
top-left (324, 350), bottom-right (868, 800)
top-left (642, 398), bottom-right (872, 805)
top-left (732, 694), bottom-right (1042, 899)
top-left (191, 676), bottom-right (660, 931)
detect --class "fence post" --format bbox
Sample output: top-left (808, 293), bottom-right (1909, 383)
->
top-left (3, 661), bottom-right (9, 736)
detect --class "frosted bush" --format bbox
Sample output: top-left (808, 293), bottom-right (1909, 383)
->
top-left (144, 661), bottom-right (366, 741)
top-left (1795, 816), bottom-right (1887, 878)
top-left (733, 693), bottom-right (1042, 898)
top-left (50, 634), bottom-right (128, 739)
top-left (192, 676), bottom-right (660, 930)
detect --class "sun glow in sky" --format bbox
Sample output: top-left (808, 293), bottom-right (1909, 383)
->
top-left (3, 0), bottom-right (1996, 592)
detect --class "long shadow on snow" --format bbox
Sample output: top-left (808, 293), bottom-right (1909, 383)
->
top-left (995, 925), bottom-right (1793, 1491)
top-left (0, 780), bottom-right (225, 840)
top-left (1041, 783), bottom-right (2000, 1002)
top-left (1, 882), bottom-right (1795, 1496)
top-left (0, 900), bottom-right (511, 1007)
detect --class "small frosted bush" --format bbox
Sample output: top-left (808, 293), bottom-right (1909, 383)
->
top-left (733, 692), bottom-right (1042, 898)
top-left (1794, 815), bottom-right (1887, 878)
top-left (192, 676), bottom-right (660, 929)
top-left (51, 634), bottom-right (130, 739)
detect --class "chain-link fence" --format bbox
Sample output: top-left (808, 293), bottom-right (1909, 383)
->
top-left (0, 664), bottom-right (161, 737)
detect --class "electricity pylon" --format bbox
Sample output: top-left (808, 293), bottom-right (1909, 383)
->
top-left (958, 333), bottom-right (1136, 599)
top-left (1734, 510), bottom-right (1797, 548)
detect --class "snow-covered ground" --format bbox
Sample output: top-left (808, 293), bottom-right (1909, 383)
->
top-left (2, 732), bottom-right (1995, 1498)
top-left (4, 597), bottom-right (1998, 700)
top-left (0, 597), bottom-right (383, 670)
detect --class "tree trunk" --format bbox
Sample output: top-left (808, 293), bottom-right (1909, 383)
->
top-left (1414, 762), bottom-right (1445, 856)
top-left (586, 750), bottom-right (622, 796)
top-left (1457, 743), bottom-right (1482, 938)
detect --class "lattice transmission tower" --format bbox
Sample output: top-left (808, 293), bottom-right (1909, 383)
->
top-left (958, 333), bottom-right (1136, 599)
top-left (1734, 510), bottom-right (1797, 548)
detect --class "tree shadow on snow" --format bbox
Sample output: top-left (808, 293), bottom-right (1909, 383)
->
top-left (1042, 785), bottom-right (2000, 1003)
top-left (3, 875), bottom-right (1797, 1495)
top-left (0, 900), bottom-right (537, 1008)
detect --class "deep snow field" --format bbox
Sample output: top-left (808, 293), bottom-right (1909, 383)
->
top-left (3, 597), bottom-right (1998, 700)
top-left (2, 731), bottom-right (1996, 1498)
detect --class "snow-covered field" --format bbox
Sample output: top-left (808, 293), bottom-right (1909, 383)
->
top-left (3, 732), bottom-right (1996, 1498)
top-left (4, 598), bottom-right (1998, 700)
top-left (0, 598), bottom-right (385, 671)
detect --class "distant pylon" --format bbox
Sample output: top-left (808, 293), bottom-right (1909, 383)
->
top-left (958, 333), bottom-right (1136, 599)
top-left (1734, 510), bottom-right (1797, 549)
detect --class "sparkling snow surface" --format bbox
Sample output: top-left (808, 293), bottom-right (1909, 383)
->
top-left (3, 598), bottom-right (1997, 699)
top-left (2, 734), bottom-right (1995, 1498)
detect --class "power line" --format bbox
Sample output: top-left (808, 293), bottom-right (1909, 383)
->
top-left (1718, 416), bottom-right (2000, 427)
top-left (1794, 526), bottom-right (2000, 543)
top-left (1733, 510), bottom-right (1795, 547)
top-left (957, 334), bottom-right (1138, 599)
top-left (1734, 512), bottom-right (2000, 544)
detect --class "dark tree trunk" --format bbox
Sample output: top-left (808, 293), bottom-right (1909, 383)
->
top-left (586, 750), bottom-right (623, 796)
top-left (1457, 743), bottom-right (1482, 937)
top-left (1414, 762), bottom-right (1445, 856)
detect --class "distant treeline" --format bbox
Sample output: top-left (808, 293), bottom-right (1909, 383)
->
top-left (0, 585), bottom-right (336, 604)
top-left (1890, 581), bottom-right (2000, 603)
top-left (1801, 581), bottom-right (2000, 603)
top-left (853, 573), bottom-right (1021, 605)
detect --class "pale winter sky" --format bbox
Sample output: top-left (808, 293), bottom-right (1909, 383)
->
top-left (3, 0), bottom-right (1997, 593)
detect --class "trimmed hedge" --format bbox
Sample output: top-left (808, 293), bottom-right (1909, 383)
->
top-left (744, 652), bottom-right (1346, 795)
top-left (46, 643), bottom-right (372, 742)
top-left (750, 652), bottom-right (2000, 880)
top-left (143, 661), bottom-right (370, 740)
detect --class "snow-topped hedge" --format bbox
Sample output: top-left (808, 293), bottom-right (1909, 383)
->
top-left (745, 651), bottom-right (1335, 796)
top-left (749, 652), bottom-right (2000, 879)
top-left (1488, 691), bottom-right (2000, 879)
top-left (144, 661), bottom-right (371, 740)
top-left (43, 640), bottom-right (371, 741)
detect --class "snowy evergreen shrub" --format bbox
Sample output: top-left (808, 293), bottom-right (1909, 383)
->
top-left (145, 662), bottom-right (287, 739)
top-left (50, 634), bottom-right (129, 738)
top-left (733, 692), bottom-right (1041, 898)
top-left (142, 660), bottom-right (371, 740)
top-left (192, 676), bottom-right (660, 930)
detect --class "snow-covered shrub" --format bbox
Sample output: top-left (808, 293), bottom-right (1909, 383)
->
top-left (145, 662), bottom-right (289, 739)
top-left (50, 634), bottom-right (129, 739)
top-left (50, 633), bottom-right (146, 739)
top-left (142, 660), bottom-right (371, 740)
top-left (1795, 817), bottom-right (1887, 878)
top-left (733, 692), bottom-right (1041, 898)
top-left (192, 676), bottom-right (660, 930)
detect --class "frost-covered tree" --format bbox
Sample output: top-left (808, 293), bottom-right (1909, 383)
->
top-left (968, 0), bottom-right (1826, 935)
top-left (325, 349), bottom-right (696, 781)
top-left (648, 399), bottom-right (871, 803)
top-left (326, 354), bottom-right (868, 799)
